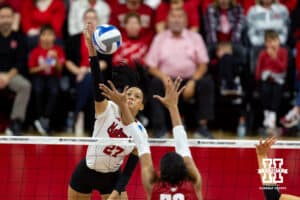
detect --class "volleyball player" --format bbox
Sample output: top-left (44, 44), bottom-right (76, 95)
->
top-left (256, 137), bottom-right (300, 200)
top-left (101, 77), bottom-right (203, 199)
top-left (68, 23), bottom-right (147, 200)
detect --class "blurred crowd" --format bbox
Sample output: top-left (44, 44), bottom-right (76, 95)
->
top-left (1, 0), bottom-right (300, 138)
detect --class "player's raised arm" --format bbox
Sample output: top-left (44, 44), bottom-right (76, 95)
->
top-left (83, 23), bottom-right (108, 116)
top-left (154, 77), bottom-right (203, 200)
top-left (255, 138), bottom-right (300, 200)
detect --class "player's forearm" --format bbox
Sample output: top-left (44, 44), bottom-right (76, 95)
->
top-left (89, 56), bottom-right (106, 102)
top-left (114, 153), bottom-right (139, 194)
top-left (168, 105), bottom-right (182, 127)
top-left (119, 104), bottom-right (135, 125)
top-left (257, 155), bottom-right (266, 170)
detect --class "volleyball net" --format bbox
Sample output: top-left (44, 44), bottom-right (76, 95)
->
top-left (0, 136), bottom-right (299, 200)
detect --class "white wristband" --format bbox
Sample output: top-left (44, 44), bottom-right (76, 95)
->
top-left (173, 125), bottom-right (192, 158)
top-left (124, 122), bottom-right (150, 157)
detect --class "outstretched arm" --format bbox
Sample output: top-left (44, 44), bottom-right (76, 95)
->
top-left (83, 23), bottom-right (108, 116)
top-left (255, 137), bottom-right (300, 200)
top-left (154, 77), bottom-right (203, 200)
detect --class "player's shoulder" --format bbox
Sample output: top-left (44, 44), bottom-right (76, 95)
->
top-left (135, 120), bottom-right (148, 135)
top-left (95, 101), bottom-right (119, 120)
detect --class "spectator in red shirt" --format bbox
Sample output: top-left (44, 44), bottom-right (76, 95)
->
top-left (155, 0), bottom-right (200, 32)
top-left (255, 30), bottom-right (288, 133)
top-left (113, 12), bottom-right (150, 69)
top-left (110, 0), bottom-right (155, 41)
top-left (28, 25), bottom-right (65, 135)
top-left (21, 0), bottom-right (65, 50)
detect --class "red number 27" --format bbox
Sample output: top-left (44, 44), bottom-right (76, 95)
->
top-left (103, 145), bottom-right (125, 157)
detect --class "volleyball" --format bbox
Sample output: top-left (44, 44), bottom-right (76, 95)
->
top-left (92, 24), bottom-right (122, 54)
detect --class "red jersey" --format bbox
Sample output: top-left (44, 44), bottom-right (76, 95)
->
top-left (255, 47), bottom-right (288, 81)
top-left (112, 35), bottom-right (150, 69)
top-left (109, 3), bottom-right (155, 41)
top-left (21, 0), bottom-right (66, 38)
top-left (28, 45), bottom-right (65, 76)
top-left (151, 181), bottom-right (198, 200)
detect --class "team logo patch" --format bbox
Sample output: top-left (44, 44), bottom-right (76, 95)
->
top-left (107, 122), bottom-right (127, 138)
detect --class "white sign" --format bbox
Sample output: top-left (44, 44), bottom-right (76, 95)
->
top-left (258, 158), bottom-right (288, 184)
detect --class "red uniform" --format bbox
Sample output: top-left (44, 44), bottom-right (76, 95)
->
top-left (255, 47), bottom-right (288, 81)
top-left (21, 0), bottom-right (66, 38)
top-left (28, 45), bottom-right (65, 76)
top-left (112, 35), bottom-right (150, 69)
top-left (151, 181), bottom-right (197, 200)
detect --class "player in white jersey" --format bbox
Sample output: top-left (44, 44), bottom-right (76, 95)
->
top-left (68, 23), bottom-right (147, 200)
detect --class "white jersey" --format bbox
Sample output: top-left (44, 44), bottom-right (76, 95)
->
top-left (86, 101), bottom-right (147, 173)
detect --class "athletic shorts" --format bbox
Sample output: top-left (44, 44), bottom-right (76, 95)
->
top-left (69, 158), bottom-right (123, 194)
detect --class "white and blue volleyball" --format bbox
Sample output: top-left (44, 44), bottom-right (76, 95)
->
top-left (92, 24), bottom-right (122, 54)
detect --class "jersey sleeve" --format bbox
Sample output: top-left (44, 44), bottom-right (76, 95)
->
top-left (95, 101), bottom-right (119, 120)
top-left (136, 121), bottom-right (148, 139)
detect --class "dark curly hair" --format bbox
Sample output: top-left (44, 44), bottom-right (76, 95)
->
top-left (111, 64), bottom-right (150, 103)
top-left (160, 152), bottom-right (188, 185)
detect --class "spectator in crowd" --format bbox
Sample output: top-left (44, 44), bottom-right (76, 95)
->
top-left (68, 0), bottom-right (110, 36)
top-left (0, 4), bottom-right (31, 136)
top-left (247, 0), bottom-right (289, 47)
top-left (255, 30), bottom-right (288, 133)
top-left (213, 42), bottom-right (246, 137)
top-left (65, 8), bottom-right (109, 135)
top-left (110, 0), bottom-right (155, 41)
top-left (107, 0), bottom-right (161, 9)
top-left (200, 0), bottom-right (213, 15)
top-left (0, 0), bottom-right (20, 31)
top-left (247, 0), bottom-right (289, 72)
top-left (215, 42), bottom-right (242, 95)
top-left (291, 1), bottom-right (300, 41)
top-left (21, 0), bottom-right (65, 50)
top-left (145, 8), bottom-right (214, 138)
top-left (204, 0), bottom-right (244, 46)
top-left (28, 25), bottom-right (65, 135)
top-left (280, 40), bottom-right (300, 128)
top-left (155, 0), bottom-right (200, 32)
top-left (112, 12), bottom-right (150, 69)
top-left (238, 0), bottom-right (297, 14)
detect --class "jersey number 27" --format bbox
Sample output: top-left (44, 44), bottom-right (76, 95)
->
top-left (160, 193), bottom-right (185, 200)
top-left (103, 145), bottom-right (125, 157)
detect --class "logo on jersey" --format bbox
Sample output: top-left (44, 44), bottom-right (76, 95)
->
top-left (258, 158), bottom-right (288, 184)
top-left (107, 121), bottom-right (127, 138)
top-left (160, 193), bottom-right (185, 200)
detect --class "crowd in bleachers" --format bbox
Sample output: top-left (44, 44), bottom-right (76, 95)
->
top-left (0, 0), bottom-right (300, 138)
